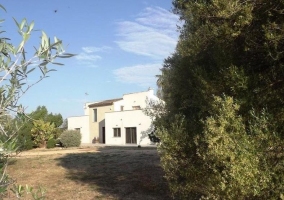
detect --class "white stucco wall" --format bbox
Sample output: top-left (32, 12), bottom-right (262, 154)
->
top-left (105, 110), bottom-right (154, 145)
top-left (113, 99), bottom-right (124, 111)
top-left (83, 102), bottom-right (95, 115)
top-left (67, 115), bottom-right (90, 143)
top-left (122, 89), bottom-right (158, 110)
top-left (123, 92), bottom-right (147, 110)
top-left (147, 89), bottom-right (159, 102)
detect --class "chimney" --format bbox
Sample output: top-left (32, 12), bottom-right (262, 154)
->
top-left (148, 87), bottom-right (154, 95)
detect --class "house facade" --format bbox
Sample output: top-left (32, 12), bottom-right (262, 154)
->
top-left (67, 89), bottom-right (159, 145)
top-left (105, 109), bottom-right (153, 145)
top-left (67, 103), bottom-right (91, 143)
top-left (88, 98), bottom-right (122, 143)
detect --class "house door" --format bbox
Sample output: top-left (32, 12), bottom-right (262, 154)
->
top-left (126, 127), bottom-right (137, 144)
top-left (102, 127), bottom-right (105, 144)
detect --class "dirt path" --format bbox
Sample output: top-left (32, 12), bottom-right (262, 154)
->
top-left (14, 145), bottom-right (157, 158)
top-left (15, 147), bottom-right (100, 157)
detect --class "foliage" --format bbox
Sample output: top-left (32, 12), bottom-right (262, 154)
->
top-left (0, 3), bottom-right (73, 197)
top-left (157, 97), bottom-right (284, 199)
top-left (59, 130), bottom-right (81, 148)
top-left (31, 120), bottom-right (56, 148)
top-left (153, 0), bottom-right (284, 199)
top-left (10, 184), bottom-right (46, 200)
top-left (148, 133), bottom-right (160, 143)
top-left (46, 138), bottom-right (56, 149)
top-left (17, 135), bottom-right (34, 150)
top-left (156, 115), bottom-right (197, 199)
top-left (196, 96), bottom-right (279, 199)
top-left (147, 128), bottom-right (160, 143)
top-left (17, 106), bottom-right (63, 150)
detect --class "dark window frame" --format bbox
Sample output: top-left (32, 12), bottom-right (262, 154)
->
top-left (113, 128), bottom-right (121, 137)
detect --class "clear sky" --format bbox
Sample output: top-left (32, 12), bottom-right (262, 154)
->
top-left (1, 1), bottom-right (180, 119)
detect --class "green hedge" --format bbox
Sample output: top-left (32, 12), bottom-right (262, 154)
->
top-left (59, 130), bottom-right (81, 148)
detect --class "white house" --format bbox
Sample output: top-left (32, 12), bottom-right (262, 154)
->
top-left (67, 89), bottom-right (159, 146)
top-left (67, 103), bottom-right (92, 143)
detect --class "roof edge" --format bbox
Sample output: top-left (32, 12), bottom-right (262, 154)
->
top-left (88, 98), bottom-right (123, 108)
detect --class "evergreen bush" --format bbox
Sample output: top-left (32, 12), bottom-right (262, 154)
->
top-left (59, 130), bottom-right (81, 148)
top-left (46, 138), bottom-right (56, 149)
top-left (152, 0), bottom-right (284, 199)
top-left (17, 136), bottom-right (34, 150)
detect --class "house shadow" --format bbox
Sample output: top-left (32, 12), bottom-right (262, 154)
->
top-left (55, 146), bottom-right (171, 200)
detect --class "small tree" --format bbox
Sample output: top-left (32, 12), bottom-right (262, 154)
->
top-left (31, 120), bottom-right (56, 148)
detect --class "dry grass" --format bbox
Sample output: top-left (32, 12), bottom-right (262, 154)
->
top-left (6, 147), bottom-right (171, 200)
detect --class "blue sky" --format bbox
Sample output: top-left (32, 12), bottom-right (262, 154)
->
top-left (1, 1), bottom-right (180, 119)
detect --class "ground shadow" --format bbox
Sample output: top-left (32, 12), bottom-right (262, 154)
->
top-left (55, 146), bottom-right (171, 200)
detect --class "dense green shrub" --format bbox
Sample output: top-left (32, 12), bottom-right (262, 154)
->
top-left (157, 116), bottom-right (199, 199)
top-left (17, 135), bottom-right (34, 150)
top-left (59, 130), bottom-right (81, 148)
top-left (157, 96), bottom-right (284, 199)
top-left (152, 0), bottom-right (284, 199)
top-left (46, 138), bottom-right (56, 149)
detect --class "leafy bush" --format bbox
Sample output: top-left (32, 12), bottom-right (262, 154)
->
top-left (59, 130), bottom-right (81, 148)
top-left (46, 138), bottom-right (56, 149)
top-left (17, 135), bottom-right (34, 150)
top-left (31, 120), bottom-right (56, 148)
top-left (157, 115), bottom-right (199, 199)
top-left (157, 96), bottom-right (284, 199)
top-left (153, 0), bottom-right (284, 199)
top-left (195, 96), bottom-right (272, 199)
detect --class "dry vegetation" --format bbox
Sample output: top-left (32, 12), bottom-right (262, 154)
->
top-left (6, 147), bottom-right (171, 200)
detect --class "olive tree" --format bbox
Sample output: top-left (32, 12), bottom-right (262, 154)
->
top-left (0, 4), bottom-right (73, 198)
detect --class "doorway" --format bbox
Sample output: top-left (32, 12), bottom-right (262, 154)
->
top-left (125, 127), bottom-right (137, 144)
top-left (102, 127), bottom-right (105, 143)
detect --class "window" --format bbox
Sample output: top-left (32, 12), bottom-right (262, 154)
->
top-left (93, 109), bottom-right (97, 122)
top-left (125, 127), bottom-right (137, 144)
top-left (132, 106), bottom-right (141, 110)
top-left (113, 128), bottom-right (121, 137)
